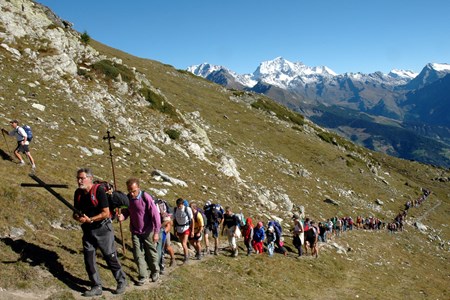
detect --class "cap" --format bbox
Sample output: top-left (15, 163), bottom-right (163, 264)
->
top-left (205, 200), bottom-right (211, 206)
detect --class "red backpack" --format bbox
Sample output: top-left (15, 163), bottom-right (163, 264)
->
top-left (75, 183), bottom-right (129, 218)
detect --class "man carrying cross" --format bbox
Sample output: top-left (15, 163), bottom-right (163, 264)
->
top-left (73, 167), bottom-right (127, 297)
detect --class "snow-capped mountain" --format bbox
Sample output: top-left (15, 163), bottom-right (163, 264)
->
top-left (187, 58), bottom-right (450, 167)
top-left (188, 57), bottom-right (422, 90)
top-left (187, 63), bottom-right (257, 88)
top-left (188, 58), bottom-right (450, 117)
top-left (252, 57), bottom-right (337, 89)
top-left (405, 62), bottom-right (450, 90)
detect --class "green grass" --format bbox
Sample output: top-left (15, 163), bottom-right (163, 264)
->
top-left (92, 59), bottom-right (135, 83)
top-left (141, 85), bottom-right (179, 120)
top-left (251, 98), bottom-right (305, 126)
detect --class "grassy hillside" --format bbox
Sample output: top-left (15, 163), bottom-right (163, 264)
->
top-left (0, 1), bottom-right (449, 299)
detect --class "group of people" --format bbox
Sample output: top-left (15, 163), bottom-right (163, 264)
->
top-left (74, 168), bottom-right (175, 296)
top-left (3, 117), bottom-right (434, 297)
top-left (74, 166), bottom-right (433, 297)
top-left (72, 167), bottom-right (232, 297)
top-left (387, 188), bottom-right (431, 232)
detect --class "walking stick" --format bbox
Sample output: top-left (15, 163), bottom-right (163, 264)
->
top-left (2, 130), bottom-right (12, 155)
top-left (103, 130), bottom-right (126, 255)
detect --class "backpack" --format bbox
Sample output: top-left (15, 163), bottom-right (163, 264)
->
top-left (18, 125), bottom-right (33, 142)
top-left (174, 205), bottom-right (192, 228)
top-left (88, 181), bottom-right (129, 218)
top-left (268, 220), bottom-right (282, 240)
top-left (305, 226), bottom-right (317, 240)
top-left (194, 207), bottom-right (207, 227)
top-left (154, 197), bottom-right (174, 220)
top-left (204, 203), bottom-right (224, 225)
top-left (235, 212), bottom-right (246, 227)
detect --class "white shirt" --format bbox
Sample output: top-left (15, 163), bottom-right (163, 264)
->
top-left (10, 127), bottom-right (29, 144)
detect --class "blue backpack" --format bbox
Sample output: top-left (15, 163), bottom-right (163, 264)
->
top-left (268, 220), bottom-right (282, 240)
top-left (21, 125), bottom-right (33, 142)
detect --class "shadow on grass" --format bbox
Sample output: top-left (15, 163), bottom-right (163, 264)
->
top-left (0, 237), bottom-right (89, 293)
top-left (0, 148), bottom-right (13, 161)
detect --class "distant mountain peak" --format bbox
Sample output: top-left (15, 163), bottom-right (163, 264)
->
top-left (187, 63), bottom-right (228, 78)
top-left (428, 62), bottom-right (450, 72)
top-left (388, 69), bottom-right (418, 79)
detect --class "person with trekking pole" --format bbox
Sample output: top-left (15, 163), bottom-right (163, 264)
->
top-left (2, 119), bottom-right (35, 170)
top-left (118, 178), bottom-right (161, 285)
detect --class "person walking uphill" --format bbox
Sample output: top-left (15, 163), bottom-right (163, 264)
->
top-left (118, 178), bottom-right (161, 286)
top-left (242, 217), bottom-right (254, 255)
top-left (2, 119), bottom-right (35, 170)
top-left (174, 198), bottom-right (194, 263)
top-left (221, 207), bottom-right (241, 257)
top-left (73, 168), bottom-right (127, 297)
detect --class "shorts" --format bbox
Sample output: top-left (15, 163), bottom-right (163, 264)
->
top-left (162, 231), bottom-right (171, 248)
top-left (205, 224), bottom-right (219, 238)
top-left (306, 238), bottom-right (316, 248)
top-left (177, 227), bottom-right (191, 238)
top-left (15, 142), bottom-right (29, 153)
top-left (189, 232), bottom-right (203, 241)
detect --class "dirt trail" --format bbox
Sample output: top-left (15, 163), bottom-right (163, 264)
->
top-left (413, 200), bottom-right (441, 223)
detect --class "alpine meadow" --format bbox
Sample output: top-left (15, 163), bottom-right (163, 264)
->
top-left (0, 1), bottom-right (449, 299)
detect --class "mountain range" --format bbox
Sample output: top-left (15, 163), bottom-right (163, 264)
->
top-left (188, 58), bottom-right (450, 167)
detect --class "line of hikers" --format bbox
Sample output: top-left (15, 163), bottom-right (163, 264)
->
top-left (72, 167), bottom-right (432, 297)
top-left (387, 188), bottom-right (432, 232)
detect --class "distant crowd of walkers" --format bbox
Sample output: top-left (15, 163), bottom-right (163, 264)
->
top-left (71, 167), bottom-right (432, 297)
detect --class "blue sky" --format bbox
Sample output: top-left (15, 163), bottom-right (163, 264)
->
top-left (37, 0), bottom-right (450, 75)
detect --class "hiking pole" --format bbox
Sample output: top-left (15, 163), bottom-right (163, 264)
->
top-left (2, 129), bottom-right (12, 155)
top-left (103, 130), bottom-right (126, 255)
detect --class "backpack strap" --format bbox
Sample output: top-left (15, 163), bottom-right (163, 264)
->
top-left (90, 184), bottom-right (100, 206)
top-left (75, 184), bottom-right (100, 211)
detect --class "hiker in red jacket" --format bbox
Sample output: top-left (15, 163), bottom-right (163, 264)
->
top-left (242, 217), bottom-right (254, 255)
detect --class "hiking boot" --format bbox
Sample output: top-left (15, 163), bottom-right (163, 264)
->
top-left (19, 161), bottom-right (25, 166)
top-left (170, 259), bottom-right (176, 267)
top-left (232, 248), bottom-right (238, 257)
top-left (183, 256), bottom-right (189, 264)
top-left (82, 285), bottom-right (102, 297)
top-left (160, 265), bottom-right (165, 275)
top-left (204, 247), bottom-right (210, 255)
top-left (114, 280), bottom-right (127, 294)
top-left (151, 272), bottom-right (160, 282)
top-left (135, 277), bottom-right (147, 286)
top-left (31, 164), bottom-right (36, 170)
top-left (195, 252), bottom-right (202, 260)
top-left (214, 248), bottom-right (218, 255)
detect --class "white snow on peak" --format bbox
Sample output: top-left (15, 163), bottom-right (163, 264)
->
top-left (187, 63), bottom-right (258, 87)
top-left (187, 58), bottom-right (449, 90)
top-left (389, 69), bottom-right (417, 79)
top-left (252, 57), bottom-right (337, 88)
top-left (187, 63), bottom-right (226, 78)
top-left (430, 62), bottom-right (450, 72)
